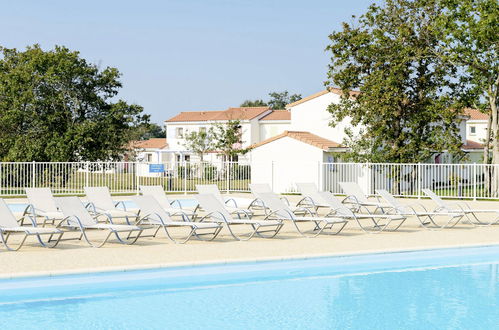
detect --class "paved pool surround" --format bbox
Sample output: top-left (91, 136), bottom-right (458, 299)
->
top-left (1, 194), bottom-right (499, 278)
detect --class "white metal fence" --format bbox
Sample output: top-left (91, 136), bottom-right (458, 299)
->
top-left (0, 161), bottom-right (497, 199)
top-left (254, 161), bottom-right (499, 200)
top-left (0, 161), bottom-right (250, 196)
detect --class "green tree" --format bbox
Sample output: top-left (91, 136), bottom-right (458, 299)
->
top-left (134, 122), bottom-right (166, 140)
top-left (267, 91), bottom-right (302, 110)
top-left (325, 0), bottom-right (464, 163)
top-left (0, 45), bottom-right (148, 161)
top-left (436, 0), bottom-right (498, 195)
top-left (182, 129), bottom-right (213, 161)
top-left (240, 99), bottom-right (267, 107)
top-left (211, 120), bottom-right (247, 161)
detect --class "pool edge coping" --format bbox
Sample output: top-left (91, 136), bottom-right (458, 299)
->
top-left (2, 241), bottom-right (499, 280)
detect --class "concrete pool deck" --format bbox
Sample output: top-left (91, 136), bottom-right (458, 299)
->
top-left (1, 194), bottom-right (499, 278)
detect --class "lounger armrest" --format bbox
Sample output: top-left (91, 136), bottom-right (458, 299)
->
top-left (169, 199), bottom-right (183, 209)
top-left (224, 197), bottom-right (238, 208)
top-left (115, 201), bottom-right (128, 211)
top-left (137, 212), bottom-right (165, 226)
top-left (405, 202), bottom-right (429, 213)
top-left (264, 209), bottom-right (293, 221)
top-left (20, 214), bottom-right (38, 227)
top-left (57, 215), bottom-right (84, 230)
top-left (85, 202), bottom-right (98, 215)
top-left (296, 196), bottom-right (316, 209)
top-left (280, 196), bottom-right (291, 206)
top-left (198, 211), bottom-right (229, 224)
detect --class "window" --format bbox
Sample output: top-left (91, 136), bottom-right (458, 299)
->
top-left (146, 153), bottom-right (153, 162)
top-left (469, 126), bottom-right (476, 135)
top-left (176, 127), bottom-right (184, 138)
top-left (199, 127), bottom-right (207, 133)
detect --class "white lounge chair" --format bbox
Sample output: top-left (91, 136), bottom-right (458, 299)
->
top-left (376, 189), bottom-right (469, 229)
top-left (249, 183), bottom-right (312, 216)
top-left (196, 184), bottom-right (254, 218)
top-left (257, 192), bottom-right (348, 237)
top-left (423, 188), bottom-right (499, 225)
top-left (195, 194), bottom-right (283, 240)
top-left (296, 183), bottom-right (406, 232)
top-left (84, 186), bottom-right (139, 224)
top-left (140, 185), bottom-right (197, 220)
top-left (0, 199), bottom-right (63, 251)
top-left (56, 197), bottom-right (143, 247)
top-left (24, 188), bottom-right (65, 226)
top-left (339, 182), bottom-right (391, 212)
top-left (131, 196), bottom-right (222, 243)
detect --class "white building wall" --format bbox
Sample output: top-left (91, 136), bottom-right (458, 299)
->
top-left (288, 92), bottom-right (360, 143)
top-left (466, 120), bottom-right (488, 143)
top-left (250, 137), bottom-right (324, 192)
top-left (259, 121), bottom-right (291, 141)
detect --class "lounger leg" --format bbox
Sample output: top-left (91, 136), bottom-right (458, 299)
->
top-left (159, 226), bottom-right (195, 244)
top-left (0, 231), bottom-right (28, 251)
top-left (114, 229), bottom-right (142, 245)
top-left (193, 226), bottom-right (223, 241)
top-left (254, 223), bottom-right (283, 239)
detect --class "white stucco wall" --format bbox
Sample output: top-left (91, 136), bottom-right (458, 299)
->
top-left (288, 92), bottom-right (360, 143)
top-left (466, 120), bottom-right (488, 143)
top-left (259, 121), bottom-right (290, 141)
top-left (250, 137), bottom-right (324, 192)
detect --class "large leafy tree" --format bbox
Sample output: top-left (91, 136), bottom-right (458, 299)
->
top-left (436, 0), bottom-right (498, 195)
top-left (240, 99), bottom-right (267, 107)
top-left (0, 45), bottom-right (148, 162)
top-left (325, 0), bottom-right (465, 163)
top-left (267, 91), bottom-right (302, 110)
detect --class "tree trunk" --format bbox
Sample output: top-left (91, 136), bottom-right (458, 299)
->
top-left (489, 92), bottom-right (499, 197)
top-left (483, 114), bottom-right (492, 195)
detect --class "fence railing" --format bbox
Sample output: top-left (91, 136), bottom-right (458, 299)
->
top-left (0, 161), bottom-right (251, 197)
top-left (0, 161), bottom-right (497, 199)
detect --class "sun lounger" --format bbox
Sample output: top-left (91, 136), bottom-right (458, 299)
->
top-left (423, 189), bottom-right (499, 225)
top-left (195, 194), bottom-right (283, 240)
top-left (24, 188), bottom-right (66, 226)
top-left (56, 197), bottom-right (143, 247)
top-left (84, 186), bottom-right (139, 224)
top-left (296, 183), bottom-right (406, 232)
top-left (131, 196), bottom-right (222, 243)
top-left (339, 182), bottom-right (392, 212)
top-left (257, 192), bottom-right (348, 237)
top-left (0, 199), bottom-right (63, 251)
top-left (376, 189), bottom-right (469, 229)
top-left (249, 183), bottom-right (312, 215)
top-left (140, 185), bottom-right (197, 220)
top-left (196, 184), bottom-right (254, 218)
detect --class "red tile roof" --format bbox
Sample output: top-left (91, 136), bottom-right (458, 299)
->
top-left (166, 107), bottom-right (270, 122)
top-left (131, 138), bottom-right (168, 149)
top-left (463, 108), bottom-right (489, 120)
top-left (286, 87), bottom-right (360, 108)
top-left (462, 140), bottom-right (484, 150)
top-left (251, 131), bottom-right (342, 151)
top-left (260, 110), bottom-right (291, 121)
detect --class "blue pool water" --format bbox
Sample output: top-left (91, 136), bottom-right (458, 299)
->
top-left (0, 246), bottom-right (498, 329)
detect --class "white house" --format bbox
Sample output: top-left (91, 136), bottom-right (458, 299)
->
top-left (249, 88), bottom-right (488, 192)
top-left (165, 106), bottom-right (290, 163)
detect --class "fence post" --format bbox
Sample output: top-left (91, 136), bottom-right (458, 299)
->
top-left (473, 162), bottom-right (477, 201)
top-left (85, 161), bottom-right (89, 191)
top-left (135, 161), bottom-right (140, 195)
top-left (183, 159), bottom-right (187, 195)
top-left (32, 161), bottom-right (36, 188)
top-left (226, 161), bottom-right (230, 194)
top-left (417, 162), bottom-right (421, 199)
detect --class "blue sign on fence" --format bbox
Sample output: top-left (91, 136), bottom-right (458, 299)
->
top-left (149, 164), bottom-right (165, 173)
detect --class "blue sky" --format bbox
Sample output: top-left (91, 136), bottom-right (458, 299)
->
top-left (1, 0), bottom-right (374, 124)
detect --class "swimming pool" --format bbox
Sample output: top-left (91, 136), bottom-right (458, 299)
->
top-left (1, 246), bottom-right (498, 329)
